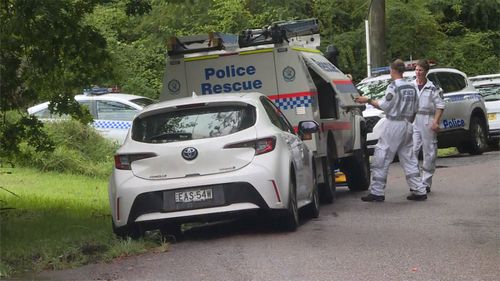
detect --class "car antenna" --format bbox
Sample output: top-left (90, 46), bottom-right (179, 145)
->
top-left (192, 91), bottom-right (198, 98)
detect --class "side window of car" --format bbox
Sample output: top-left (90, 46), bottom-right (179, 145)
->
top-left (78, 101), bottom-right (93, 117)
top-left (435, 72), bottom-right (461, 93)
top-left (260, 97), bottom-right (289, 132)
top-left (451, 73), bottom-right (466, 90)
top-left (427, 72), bottom-right (441, 90)
top-left (96, 100), bottom-right (137, 121)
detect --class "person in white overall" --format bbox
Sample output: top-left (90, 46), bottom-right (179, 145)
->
top-left (355, 59), bottom-right (427, 201)
top-left (412, 59), bottom-right (445, 193)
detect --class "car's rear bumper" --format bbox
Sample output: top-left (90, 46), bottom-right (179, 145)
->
top-left (109, 162), bottom-right (289, 228)
top-left (129, 182), bottom-right (267, 225)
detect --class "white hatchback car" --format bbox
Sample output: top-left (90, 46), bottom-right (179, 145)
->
top-left (357, 68), bottom-right (488, 155)
top-left (470, 74), bottom-right (500, 148)
top-left (109, 92), bottom-right (320, 238)
top-left (28, 88), bottom-right (154, 144)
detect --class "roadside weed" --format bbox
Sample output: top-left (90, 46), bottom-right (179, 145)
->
top-left (0, 167), bottom-right (168, 277)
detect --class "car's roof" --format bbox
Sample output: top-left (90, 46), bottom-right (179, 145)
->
top-left (144, 92), bottom-right (264, 113)
top-left (75, 93), bottom-right (152, 101)
top-left (470, 74), bottom-right (500, 86)
top-left (359, 68), bottom-right (468, 84)
top-left (469, 74), bottom-right (500, 82)
top-left (27, 93), bottom-right (153, 114)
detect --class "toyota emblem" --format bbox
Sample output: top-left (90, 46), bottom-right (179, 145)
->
top-left (181, 147), bottom-right (198, 161)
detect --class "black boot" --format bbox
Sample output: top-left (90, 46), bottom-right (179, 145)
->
top-left (407, 194), bottom-right (427, 201)
top-left (361, 193), bottom-right (385, 202)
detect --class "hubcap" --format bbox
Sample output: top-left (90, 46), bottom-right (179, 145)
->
top-left (475, 123), bottom-right (485, 148)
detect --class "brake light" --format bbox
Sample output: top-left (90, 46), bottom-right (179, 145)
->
top-left (114, 153), bottom-right (157, 170)
top-left (224, 137), bottom-right (276, 155)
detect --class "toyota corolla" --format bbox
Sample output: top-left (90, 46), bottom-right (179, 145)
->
top-left (109, 92), bottom-right (320, 238)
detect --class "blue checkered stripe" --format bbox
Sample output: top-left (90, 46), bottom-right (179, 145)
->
top-left (93, 120), bottom-right (132, 130)
top-left (273, 96), bottom-right (312, 110)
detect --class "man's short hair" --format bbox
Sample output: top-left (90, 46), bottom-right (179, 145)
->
top-left (390, 59), bottom-right (406, 74)
top-left (416, 59), bottom-right (430, 72)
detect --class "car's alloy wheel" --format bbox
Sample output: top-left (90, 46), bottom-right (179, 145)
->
top-left (468, 116), bottom-right (487, 155)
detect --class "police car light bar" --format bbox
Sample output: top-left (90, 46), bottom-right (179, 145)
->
top-left (83, 85), bottom-right (120, 95)
top-left (370, 60), bottom-right (438, 76)
top-left (238, 18), bottom-right (319, 48)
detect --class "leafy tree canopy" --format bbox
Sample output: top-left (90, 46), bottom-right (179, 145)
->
top-left (1, 0), bottom-right (499, 162)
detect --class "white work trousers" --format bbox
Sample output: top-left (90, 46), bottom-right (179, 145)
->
top-left (413, 115), bottom-right (438, 189)
top-left (370, 119), bottom-right (426, 196)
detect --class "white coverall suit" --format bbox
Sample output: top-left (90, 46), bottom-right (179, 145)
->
top-left (412, 80), bottom-right (445, 189)
top-left (370, 79), bottom-right (427, 196)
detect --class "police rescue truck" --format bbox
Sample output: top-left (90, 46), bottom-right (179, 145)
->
top-left (160, 19), bottom-right (370, 201)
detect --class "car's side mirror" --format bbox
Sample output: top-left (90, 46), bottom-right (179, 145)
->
top-left (298, 120), bottom-right (319, 140)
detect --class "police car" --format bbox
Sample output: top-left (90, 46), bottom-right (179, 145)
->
top-left (27, 87), bottom-right (154, 144)
top-left (357, 67), bottom-right (489, 155)
top-left (470, 74), bottom-right (500, 148)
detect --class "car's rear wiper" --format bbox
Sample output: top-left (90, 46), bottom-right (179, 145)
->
top-left (149, 132), bottom-right (192, 142)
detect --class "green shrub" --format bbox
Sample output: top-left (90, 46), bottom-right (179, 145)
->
top-left (16, 120), bottom-right (118, 178)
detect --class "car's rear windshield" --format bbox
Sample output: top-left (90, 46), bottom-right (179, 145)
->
top-left (132, 104), bottom-right (256, 143)
top-left (476, 84), bottom-right (500, 101)
top-left (131, 98), bottom-right (155, 107)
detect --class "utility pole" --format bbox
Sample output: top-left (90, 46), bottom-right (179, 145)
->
top-left (369, 0), bottom-right (386, 68)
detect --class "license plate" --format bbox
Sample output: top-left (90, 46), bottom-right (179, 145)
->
top-left (488, 113), bottom-right (497, 121)
top-left (174, 188), bottom-right (213, 203)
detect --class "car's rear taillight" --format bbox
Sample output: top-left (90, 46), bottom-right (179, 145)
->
top-left (224, 137), bottom-right (276, 155)
top-left (114, 153), bottom-right (157, 170)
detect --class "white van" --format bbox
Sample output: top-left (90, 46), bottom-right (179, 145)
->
top-left (159, 19), bottom-right (371, 200)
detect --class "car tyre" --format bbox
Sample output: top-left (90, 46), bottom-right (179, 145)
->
top-left (342, 133), bottom-right (370, 191)
top-left (282, 175), bottom-right (299, 231)
top-left (467, 116), bottom-right (488, 155)
top-left (112, 220), bottom-right (142, 240)
top-left (319, 156), bottom-right (336, 204)
top-left (304, 165), bottom-right (320, 219)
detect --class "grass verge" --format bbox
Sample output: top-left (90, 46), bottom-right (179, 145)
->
top-left (437, 147), bottom-right (459, 157)
top-left (0, 167), bottom-right (168, 278)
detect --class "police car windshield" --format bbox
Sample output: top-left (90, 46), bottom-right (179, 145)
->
top-left (131, 98), bottom-right (155, 107)
top-left (132, 105), bottom-right (256, 143)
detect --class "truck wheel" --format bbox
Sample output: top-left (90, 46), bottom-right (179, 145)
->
top-left (319, 156), bottom-right (336, 204)
top-left (467, 116), bottom-right (487, 155)
top-left (342, 134), bottom-right (370, 191)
